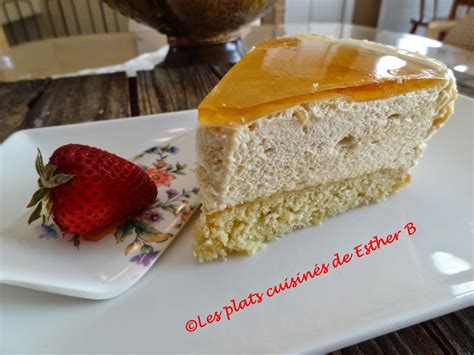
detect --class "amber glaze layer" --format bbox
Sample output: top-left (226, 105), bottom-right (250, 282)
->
top-left (198, 35), bottom-right (449, 126)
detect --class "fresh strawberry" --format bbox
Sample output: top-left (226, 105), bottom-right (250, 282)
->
top-left (27, 144), bottom-right (157, 238)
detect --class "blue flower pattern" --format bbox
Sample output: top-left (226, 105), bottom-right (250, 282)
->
top-left (130, 251), bottom-right (159, 266)
top-left (38, 224), bottom-right (58, 239)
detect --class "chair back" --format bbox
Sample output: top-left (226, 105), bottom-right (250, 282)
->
top-left (445, 8), bottom-right (474, 50)
top-left (449, 0), bottom-right (474, 19)
top-left (0, 0), bottom-right (126, 46)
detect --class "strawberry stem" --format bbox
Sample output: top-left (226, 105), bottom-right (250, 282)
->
top-left (27, 148), bottom-right (74, 225)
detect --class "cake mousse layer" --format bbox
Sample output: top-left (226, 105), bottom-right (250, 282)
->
top-left (194, 169), bottom-right (410, 262)
top-left (196, 84), bottom-right (455, 214)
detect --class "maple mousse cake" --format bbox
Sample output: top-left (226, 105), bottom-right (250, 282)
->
top-left (193, 34), bottom-right (457, 262)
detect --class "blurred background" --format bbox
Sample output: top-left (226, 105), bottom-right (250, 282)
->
top-left (0, 0), bottom-right (472, 81)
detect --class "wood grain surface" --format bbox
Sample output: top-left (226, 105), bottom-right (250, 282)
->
top-left (0, 64), bottom-right (472, 354)
top-left (0, 79), bottom-right (49, 141)
top-left (21, 73), bottom-right (130, 129)
top-left (136, 64), bottom-right (233, 115)
top-left (331, 308), bottom-right (473, 354)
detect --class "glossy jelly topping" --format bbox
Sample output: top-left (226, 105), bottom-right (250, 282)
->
top-left (198, 34), bottom-right (449, 126)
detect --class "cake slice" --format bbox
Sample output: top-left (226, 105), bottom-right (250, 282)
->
top-left (193, 34), bottom-right (457, 262)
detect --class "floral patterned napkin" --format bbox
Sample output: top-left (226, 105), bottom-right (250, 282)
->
top-left (36, 135), bottom-right (200, 268)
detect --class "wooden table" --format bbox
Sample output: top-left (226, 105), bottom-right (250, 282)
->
top-left (1, 62), bottom-right (473, 353)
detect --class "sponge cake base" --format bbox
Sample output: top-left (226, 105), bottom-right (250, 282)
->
top-left (193, 169), bottom-right (410, 262)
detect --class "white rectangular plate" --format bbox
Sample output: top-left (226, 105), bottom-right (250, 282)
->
top-left (1, 96), bottom-right (473, 354)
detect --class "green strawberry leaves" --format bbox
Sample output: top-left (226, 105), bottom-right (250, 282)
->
top-left (41, 174), bottom-right (73, 188)
top-left (27, 202), bottom-right (43, 224)
top-left (34, 148), bottom-right (73, 187)
top-left (27, 148), bottom-right (74, 225)
top-left (35, 148), bottom-right (47, 177)
top-left (27, 188), bottom-right (48, 208)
